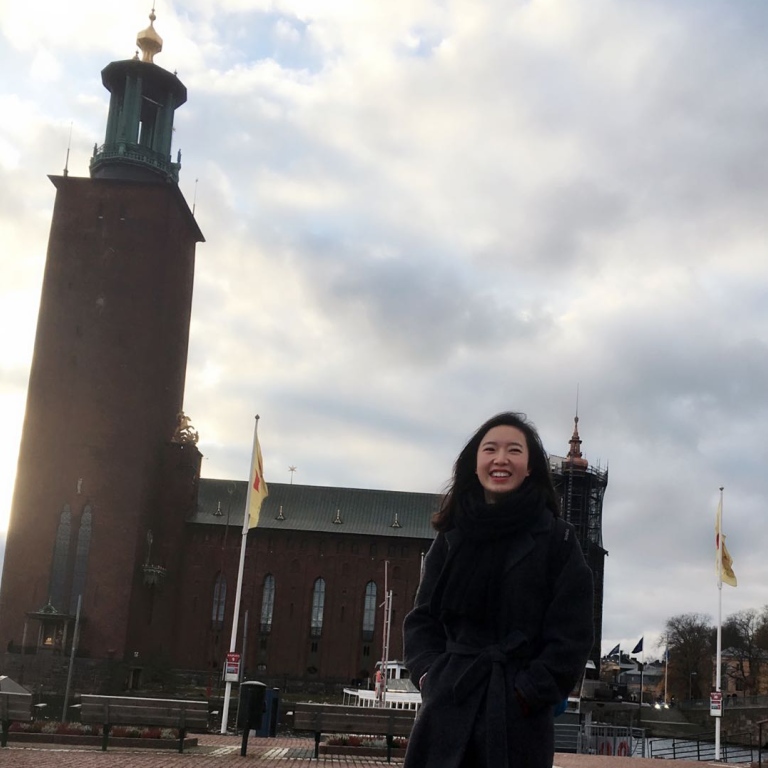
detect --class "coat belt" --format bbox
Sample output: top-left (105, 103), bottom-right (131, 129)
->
top-left (446, 633), bottom-right (529, 765)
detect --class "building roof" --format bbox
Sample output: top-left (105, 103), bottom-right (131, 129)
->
top-left (194, 479), bottom-right (440, 540)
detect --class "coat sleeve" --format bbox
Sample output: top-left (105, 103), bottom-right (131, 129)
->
top-left (514, 526), bottom-right (594, 710)
top-left (403, 532), bottom-right (448, 689)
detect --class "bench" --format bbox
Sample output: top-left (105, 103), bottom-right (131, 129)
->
top-left (0, 691), bottom-right (33, 747)
top-left (80, 694), bottom-right (208, 753)
top-left (293, 702), bottom-right (416, 762)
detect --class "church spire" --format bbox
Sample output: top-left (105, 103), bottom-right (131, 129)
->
top-left (565, 415), bottom-right (588, 469)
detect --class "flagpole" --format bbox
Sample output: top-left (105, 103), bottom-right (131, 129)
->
top-left (715, 486), bottom-right (724, 760)
top-left (220, 415), bottom-right (261, 734)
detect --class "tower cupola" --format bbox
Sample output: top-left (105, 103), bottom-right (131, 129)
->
top-left (90, 9), bottom-right (186, 184)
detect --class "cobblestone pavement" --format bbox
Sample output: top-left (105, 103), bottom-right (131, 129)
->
top-left (0, 734), bottom-right (733, 767)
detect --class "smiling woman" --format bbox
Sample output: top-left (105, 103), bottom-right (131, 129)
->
top-left (475, 425), bottom-right (532, 502)
top-left (403, 412), bottom-right (594, 768)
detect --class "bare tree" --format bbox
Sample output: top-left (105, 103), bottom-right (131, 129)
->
top-left (664, 613), bottom-right (714, 700)
top-left (722, 608), bottom-right (768, 696)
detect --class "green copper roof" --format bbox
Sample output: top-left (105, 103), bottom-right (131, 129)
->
top-left (194, 479), bottom-right (439, 540)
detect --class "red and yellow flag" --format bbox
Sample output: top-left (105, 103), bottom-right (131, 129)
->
top-left (248, 434), bottom-right (269, 528)
top-left (715, 497), bottom-right (737, 587)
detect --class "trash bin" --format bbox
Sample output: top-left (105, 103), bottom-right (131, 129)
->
top-left (256, 688), bottom-right (280, 737)
top-left (238, 680), bottom-right (266, 732)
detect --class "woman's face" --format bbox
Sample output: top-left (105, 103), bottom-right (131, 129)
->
top-left (475, 424), bottom-right (531, 503)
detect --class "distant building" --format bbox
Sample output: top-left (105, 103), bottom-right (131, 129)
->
top-left (620, 660), bottom-right (665, 703)
top-left (717, 647), bottom-right (768, 697)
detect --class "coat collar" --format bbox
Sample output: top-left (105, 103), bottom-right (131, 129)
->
top-left (444, 507), bottom-right (555, 576)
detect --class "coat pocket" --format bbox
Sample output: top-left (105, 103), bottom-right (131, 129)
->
top-left (420, 651), bottom-right (449, 701)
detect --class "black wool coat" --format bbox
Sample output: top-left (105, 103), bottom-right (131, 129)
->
top-left (402, 507), bottom-right (594, 768)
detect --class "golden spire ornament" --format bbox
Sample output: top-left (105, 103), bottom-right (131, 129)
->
top-left (137, 6), bottom-right (163, 62)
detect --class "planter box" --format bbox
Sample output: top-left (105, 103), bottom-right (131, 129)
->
top-left (7, 732), bottom-right (198, 749)
top-left (319, 744), bottom-right (406, 758)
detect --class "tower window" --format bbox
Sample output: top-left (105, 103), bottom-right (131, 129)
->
top-left (50, 505), bottom-right (72, 613)
top-left (70, 505), bottom-right (93, 614)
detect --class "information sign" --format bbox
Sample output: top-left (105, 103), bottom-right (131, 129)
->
top-left (710, 690), bottom-right (722, 717)
top-left (225, 652), bottom-right (241, 682)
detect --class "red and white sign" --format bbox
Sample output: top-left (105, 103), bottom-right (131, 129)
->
top-left (710, 690), bottom-right (723, 717)
top-left (225, 652), bottom-right (241, 682)
top-left (597, 737), bottom-right (630, 756)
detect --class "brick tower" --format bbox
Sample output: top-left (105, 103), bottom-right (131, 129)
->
top-left (0, 11), bottom-right (204, 672)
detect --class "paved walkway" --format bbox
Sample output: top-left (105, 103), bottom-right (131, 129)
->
top-left (0, 733), bottom-right (739, 766)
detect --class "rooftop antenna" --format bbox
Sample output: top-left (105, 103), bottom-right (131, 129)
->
top-left (192, 178), bottom-right (199, 215)
top-left (288, 466), bottom-right (297, 484)
top-left (63, 122), bottom-right (73, 177)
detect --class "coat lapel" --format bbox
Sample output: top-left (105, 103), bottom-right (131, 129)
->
top-left (502, 532), bottom-right (535, 576)
top-left (502, 509), bottom-right (554, 576)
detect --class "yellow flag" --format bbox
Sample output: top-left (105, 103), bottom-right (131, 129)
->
top-left (248, 434), bottom-right (269, 528)
top-left (715, 497), bottom-right (737, 587)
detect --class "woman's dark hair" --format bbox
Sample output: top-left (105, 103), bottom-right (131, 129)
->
top-left (432, 411), bottom-right (560, 531)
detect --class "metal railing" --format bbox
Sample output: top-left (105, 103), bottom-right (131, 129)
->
top-left (90, 143), bottom-right (180, 182)
top-left (582, 723), bottom-right (646, 757)
top-left (648, 732), bottom-right (756, 763)
top-left (553, 722), bottom-right (582, 753)
top-left (684, 694), bottom-right (768, 709)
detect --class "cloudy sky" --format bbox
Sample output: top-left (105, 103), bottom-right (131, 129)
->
top-left (1, 0), bottom-right (767, 661)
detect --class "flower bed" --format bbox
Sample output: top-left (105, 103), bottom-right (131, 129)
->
top-left (7, 721), bottom-right (198, 749)
top-left (319, 734), bottom-right (407, 758)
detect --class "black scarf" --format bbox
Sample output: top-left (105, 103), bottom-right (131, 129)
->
top-left (433, 480), bottom-right (549, 627)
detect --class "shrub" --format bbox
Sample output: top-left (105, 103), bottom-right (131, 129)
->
top-left (324, 734), bottom-right (408, 748)
top-left (7, 721), bottom-right (174, 739)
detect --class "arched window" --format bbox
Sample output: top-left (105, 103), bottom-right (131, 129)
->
top-left (70, 505), bottom-right (93, 614)
top-left (212, 572), bottom-right (226, 629)
top-left (260, 574), bottom-right (275, 634)
top-left (50, 505), bottom-right (72, 612)
top-left (310, 578), bottom-right (325, 638)
top-left (362, 581), bottom-right (377, 641)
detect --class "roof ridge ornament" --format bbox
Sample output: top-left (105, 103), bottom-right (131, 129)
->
top-left (136, 6), bottom-right (163, 63)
